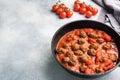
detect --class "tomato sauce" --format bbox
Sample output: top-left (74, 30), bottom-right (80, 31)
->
top-left (56, 28), bottom-right (118, 74)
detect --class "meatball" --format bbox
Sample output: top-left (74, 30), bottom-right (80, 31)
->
top-left (66, 34), bottom-right (77, 42)
top-left (74, 50), bottom-right (83, 56)
top-left (66, 51), bottom-right (74, 56)
top-left (70, 34), bottom-right (78, 40)
top-left (62, 57), bottom-right (70, 63)
top-left (79, 31), bottom-right (87, 38)
top-left (89, 43), bottom-right (98, 50)
top-left (78, 38), bottom-right (85, 44)
top-left (56, 48), bottom-right (67, 54)
top-left (100, 56), bottom-right (108, 62)
top-left (79, 55), bottom-right (88, 63)
top-left (109, 54), bottom-right (117, 62)
top-left (88, 33), bottom-right (98, 38)
top-left (80, 46), bottom-right (87, 52)
top-left (79, 64), bottom-right (87, 73)
top-left (68, 60), bottom-right (76, 66)
top-left (102, 43), bottom-right (111, 50)
top-left (62, 43), bottom-right (70, 49)
top-left (95, 68), bottom-right (104, 73)
top-left (87, 49), bottom-right (96, 56)
top-left (71, 44), bottom-right (79, 51)
top-left (72, 35), bottom-right (78, 40)
top-left (96, 38), bottom-right (104, 44)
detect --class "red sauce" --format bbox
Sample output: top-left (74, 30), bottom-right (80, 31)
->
top-left (56, 28), bottom-right (118, 74)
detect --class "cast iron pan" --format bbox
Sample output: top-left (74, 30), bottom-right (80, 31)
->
top-left (51, 20), bottom-right (120, 78)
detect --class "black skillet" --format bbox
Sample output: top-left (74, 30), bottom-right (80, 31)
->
top-left (51, 20), bottom-right (120, 78)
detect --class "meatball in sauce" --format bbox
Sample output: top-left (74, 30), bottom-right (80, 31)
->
top-left (56, 28), bottom-right (118, 74)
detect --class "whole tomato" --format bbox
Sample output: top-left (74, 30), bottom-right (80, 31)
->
top-left (59, 3), bottom-right (66, 8)
top-left (86, 11), bottom-right (92, 18)
top-left (86, 60), bottom-right (93, 66)
top-left (92, 8), bottom-right (98, 15)
top-left (66, 10), bottom-right (73, 18)
top-left (56, 8), bottom-right (63, 14)
top-left (59, 11), bottom-right (67, 19)
top-left (79, 7), bottom-right (86, 14)
top-left (85, 68), bottom-right (93, 74)
top-left (86, 5), bottom-right (92, 12)
top-left (79, 3), bottom-right (83, 7)
top-left (74, 0), bottom-right (80, 4)
top-left (74, 4), bottom-right (80, 11)
top-left (52, 4), bottom-right (59, 12)
top-left (64, 7), bottom-right (70, 12)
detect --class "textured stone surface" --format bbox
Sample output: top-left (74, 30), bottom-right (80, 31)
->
top-left (0, 0), bottom-right (119, 80)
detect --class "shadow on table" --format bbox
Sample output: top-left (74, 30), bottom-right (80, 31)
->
top-left (44, 53), bottom-right (113, 80)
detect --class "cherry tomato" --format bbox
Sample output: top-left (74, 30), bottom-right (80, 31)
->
top-left (79, 7), bottom-right (86, 14)
top-left (103, 33), bottom-right (112, 42)
top-left (66, 11), bottom-right (73, 18)
top-left (85, 68), bottom-right (92, 74)
top-left (64, 7), bottom-right (70, 12)
top-left (92, 8), bottom-right (98, 15)
top-left (88, 38), bottom-right (96, 44)
top-left (75, 30), bottom-right (80, 36)
top-left (74, 0), bottom-right (82, 7)
top-left (84, 28), bottom-right (94, 34)
top-left (52, 4), bottom-right (59, 12)
top-left (74, 0), bottom-right (80, 4)
top-left (57, 54), bottom-right (64, 61)
top-left (95, 50), bottom-right (102, 63)
top-left (103, 59), bottom-right (114, 71)
top-left (74, 4), bottom-right (80, 11)
top-left (59, 3), bottom-right (66, 8)
top-left (52, 3), bottom-right (73, 19)
top-left (79, 3), bottom-right (83, 7)
top-left (59, 11), bottom-right (67, 19)
top-left (86, 60), bottom-right (93, 66)
top-left (86, 5), bottom-right (92, 11)
top-left (85, 11), bottom-right (92, 18)
top-left (81, 2), bottom-right (86, 7)
top-left (56, 8), bottom-right (63, 14)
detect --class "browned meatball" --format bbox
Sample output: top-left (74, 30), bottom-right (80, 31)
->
top-left (100, 56), bottom-right (108, 62)
top-left (79, 31), bottom-right (87, 38)
top-left (78, 38), bottom-right (85, 44)
top-left (66, 34), bottom-right (76, 42)
top-left (62, 57), bottom-right (70, 63)
top-left (62, 43), bottom-right (70, 49)
top-left (79, 55), bottom-right (88, 63)
top-left (56, 48), bottom-right (67, 54)
top-left (89, 43), bottom-right (98, 50)
top-left (88, 33), bottom-right (98, 38)
top-left (70, 34), bottom-right (78, 40)
top-left (87, 49), bottom-right (96, 56)
top-left (95, 68), bottom-right (104, 73)
top-left (96, 38), bottom-right (104, 44)
top-left (80, 46), bottom-right (87, 52)
top-left (74, 50), bottom-right (83, 56)
top-left (66, 51), bottom-right (74, 56)
top-left (71, 44), bottom-right (79, 51)
top-left (102, 43), bottom-right (111, 50)
top-left (68, 60), bottom-right (76, 66)
top-left (108, 54), bottom-right (117, 62)
top-left (79, 64), bottom-right (87, 73)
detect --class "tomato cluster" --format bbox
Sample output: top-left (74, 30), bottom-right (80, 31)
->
top-left (52, 3), bottom-right (73, 19)
top-left (74, 0), bottom-right (98, 18)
